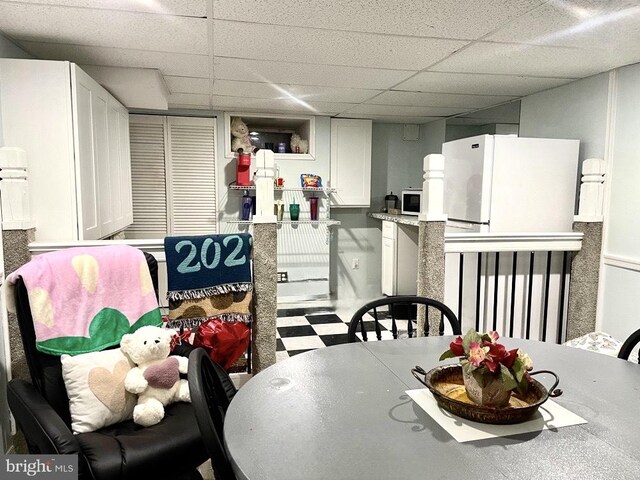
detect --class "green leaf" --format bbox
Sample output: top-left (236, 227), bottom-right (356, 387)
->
top-left (500, 364), bottom-right (517, 392)
top-left (36, 308), bottom-right (162, 356)
top-left (462, 329), bottom-right (482, 353)
top-left (37, 308), bottom-right (131, 355)
top-left (512, 357), bottom-right (526, 383)
top-left (439, 350), bottom-right (457, 361)
top-left (480, 332), bottom-right (493, 343)
top-left (130, 308), bottom-right (163, 332)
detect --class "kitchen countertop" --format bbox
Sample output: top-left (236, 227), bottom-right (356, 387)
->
top-left (369, 212), bottom-right (420, 226)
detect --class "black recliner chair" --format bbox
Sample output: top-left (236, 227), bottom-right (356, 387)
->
top-left (7, 252), bottom-right (208, 480)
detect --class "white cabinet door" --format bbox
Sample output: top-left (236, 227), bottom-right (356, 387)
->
top-left (330, 119), bottom-right (372, 207)
top-left (72, 66), bottom-right (101, 240)
top-left (118, 108), bottom-right (134, 227)
top-left (107, 98), bottom-right (133, 233)
top-left (92, 88), bottom-right (113, 237)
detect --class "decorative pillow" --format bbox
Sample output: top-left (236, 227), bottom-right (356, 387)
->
top-left (61, 348), bottom-right (137, 434)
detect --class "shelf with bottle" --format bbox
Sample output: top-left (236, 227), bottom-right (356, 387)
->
top-left (229, 184), bottom-right (336, 194)
top-left (226, 219), bottom-right (341, 226)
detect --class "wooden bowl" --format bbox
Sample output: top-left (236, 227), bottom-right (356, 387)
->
top-left (411, 364), bottom-right (562, 425)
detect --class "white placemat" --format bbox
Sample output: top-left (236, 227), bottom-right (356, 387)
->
top-left (406, 388), bottom-right (587, 443)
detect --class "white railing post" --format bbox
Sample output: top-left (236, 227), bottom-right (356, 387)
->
top-left (567, 157), bottom-right (605, 341)
top-left (574, 158), bottom-right (606, 222)
top-left (417, 153), bottom-right (448, 337)
top-left (253, 150), bottom-right (277, 223)
top-left (0, 147), bottom-right (35, 229)
top-left (418, 154), bottom-right (448, 222)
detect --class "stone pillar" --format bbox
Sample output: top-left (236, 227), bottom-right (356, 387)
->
top-left (566, 158), bottom-right (605, 340)
top-left (3, 229), bottom-right (35, 382)
top-left (417, 221), bottom-right (446, 336)
top-left (416, 154), bottom-right (448, 337)
top-left (251, 150), bottom-right (278, 373)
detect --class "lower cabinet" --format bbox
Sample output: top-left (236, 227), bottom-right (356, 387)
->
top-left (381, 221), bottom-right (419, 295)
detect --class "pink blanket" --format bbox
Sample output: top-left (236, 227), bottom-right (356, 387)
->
top-left (5, 245), bottom-right (162, 355)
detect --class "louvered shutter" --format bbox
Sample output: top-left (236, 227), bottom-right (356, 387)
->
top-left (166, 116), bottom-right (217, 235)
top-left (127, 115), bottom-right (168, 238)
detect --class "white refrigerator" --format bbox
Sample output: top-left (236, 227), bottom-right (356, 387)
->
top-left (442, 134), bottom-right (580, 232)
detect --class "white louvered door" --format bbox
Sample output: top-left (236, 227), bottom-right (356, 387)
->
top-left (127, 115), bottom-right (217, 239)
top-left (166, 116), bottom-right (217, 235)
top-left (127, 115), bottom-right (168, 238)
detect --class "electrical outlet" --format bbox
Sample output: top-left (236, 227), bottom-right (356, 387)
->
top-left (352, 258), bottom-right (359, 269)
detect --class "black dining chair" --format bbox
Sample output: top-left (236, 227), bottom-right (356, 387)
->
top-left (188, 348), bottom-right (237, 480)
top-left (347, 295), bottom-right (461, 343)
top-left (618, 328), bottom-right (640, 363)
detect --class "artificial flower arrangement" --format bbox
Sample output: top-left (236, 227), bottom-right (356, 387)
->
top-left (440, 329), bottom-right (534, 403)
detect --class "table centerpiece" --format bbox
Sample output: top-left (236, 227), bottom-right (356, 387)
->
top-left (439, 329), bottom-right (533, 407)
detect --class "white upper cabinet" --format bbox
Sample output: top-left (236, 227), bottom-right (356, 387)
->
top-left (0, 59), bottom-right (133, 241)
top-left (330, 118), bottom-right (372, 207)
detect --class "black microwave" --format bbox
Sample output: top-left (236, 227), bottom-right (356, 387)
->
top-left (401, 190), bottom-right (422, 216)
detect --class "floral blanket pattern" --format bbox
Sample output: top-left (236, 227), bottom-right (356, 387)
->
top-left (5, 245), bottom-right (162, 355)
top-left (564, 331), bottom-right (639, 362)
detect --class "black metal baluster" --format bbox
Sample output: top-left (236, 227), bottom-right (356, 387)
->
top-left (542, 251), bottom-right (552, 342)
top-left (475, 253), bottom-right (482, 332)
top-left (389, 306), bottom-right (397, 340)
top-left (407, 303), bottom-right (414, 338)
top-left (526, 252), bottom-right (535, 340)
top-left (509, 252), bottom-right (517, 337)
top-left (557, 251), bottom-right (569, 344)
top-left (493, 252), bottom-right (500, 332)
top-left (458, 253), bottom-right (464, 330)
top-left (360, 311), bottom-right (368, 342)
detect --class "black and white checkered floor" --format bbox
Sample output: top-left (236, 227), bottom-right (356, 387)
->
top-left (275, 309), bottom-right (413, 362)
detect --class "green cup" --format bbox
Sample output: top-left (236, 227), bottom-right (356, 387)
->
top-left (289, 203), bottom-right (300, 221)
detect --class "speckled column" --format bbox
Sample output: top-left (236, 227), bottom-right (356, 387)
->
top-left (566, 222), bottom-right (603, 341)
top-left (3, 228), bottom-right (35, 454)
top-left (416, 221), bottom-right (446, 337)
top-left (3, 229), bottom-right (35, 382)
top-left (251, 223), bottom-right (277, 373)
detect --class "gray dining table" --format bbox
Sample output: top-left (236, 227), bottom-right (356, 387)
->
top-left (224, 336), bottom-right (640, 480)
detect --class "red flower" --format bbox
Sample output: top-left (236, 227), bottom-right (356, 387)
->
top-left (449, 336), bottom-right (464, 356)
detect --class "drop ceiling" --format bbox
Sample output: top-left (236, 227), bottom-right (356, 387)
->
top-left (1, 0), bottom-right (639, 123)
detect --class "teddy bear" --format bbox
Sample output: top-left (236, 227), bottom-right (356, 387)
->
top-left (230, 116), bottom-right (254, 153)
top-left (120, 326), bottom-right (191, 427)
top-left (290, 133), bottom-right (309, 154)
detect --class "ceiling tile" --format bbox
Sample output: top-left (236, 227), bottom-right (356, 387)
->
top-left (486, 1), bottom-right (640, 50)
top-left (165, 76), bottom-right (210, 94)
top-left (168, 92), bottom-right (210, 107)
top-left (344, 104), bottom-right (465, 117)
top-left (213, 57), bottom-right (414, 90)
top-left (210, 95), bottom-right (354, 115)
top-left (394, 71), bottom-right (576, 96)
top-left (0, 2), bottom-right (208, 54)
top-left (19, 41), bottom-right (210, 77)
top-left (213, 0), bottom-right (544, 40)
top-left (431, 41), bottom-right (626, 78)
top-left (213, 20), bottom-right (467, 70)
top-left (8, 0), bottom-right (207, 16)
top-left (369, 91), bottom-right (515, 109)
top-left (336, 114), bottom-right (446, 124)
top-left (211, 80), bottom-right (380, 103)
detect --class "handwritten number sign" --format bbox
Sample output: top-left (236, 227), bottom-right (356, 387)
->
top-left (175, 235), bottom-right (247, 274)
